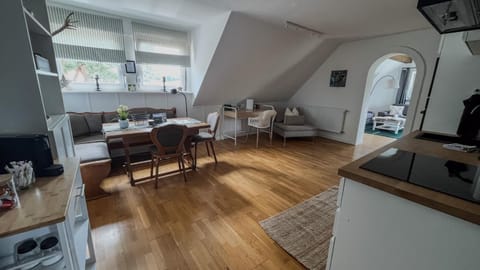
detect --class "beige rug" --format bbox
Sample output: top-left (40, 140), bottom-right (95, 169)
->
top-left (260, 186), bottom-right (338, 270)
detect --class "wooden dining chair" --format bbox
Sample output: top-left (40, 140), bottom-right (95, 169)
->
top-left (150, 124), bottom-right (188, 188)
top-left (191, 112), bottom-right (220, 167)
top-left (121, 133), bottom-right (153, 186)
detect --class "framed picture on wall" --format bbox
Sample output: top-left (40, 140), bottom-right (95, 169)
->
top-left (125, 60), bottom-right (136, 73)
top-left (330, 70), bottom-right (348, 87)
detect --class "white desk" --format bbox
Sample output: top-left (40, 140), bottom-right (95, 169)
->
top-left (222, 105), bottom-right (275, 145)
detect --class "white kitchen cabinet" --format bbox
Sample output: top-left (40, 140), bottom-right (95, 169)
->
top-left (0, 159), bottom-right (95, 270)
top-left (327, 178), bottom-right (480, 270)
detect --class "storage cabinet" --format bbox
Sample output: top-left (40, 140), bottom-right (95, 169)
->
top-left (0, 160), bottom-right (95, 270)
top-left (0, 0), bottom-right (72, 160)
top-left (327, 178), bottom-right (480, 270)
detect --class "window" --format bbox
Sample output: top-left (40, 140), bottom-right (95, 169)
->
top-left (59, 60), bottom-right (121, 86)
top-left (139, 64), bottom-right (185, 89)
top-left (47, 6), bottom-right (125, 89)
top-left (47, 5), bottom-right (192, 91)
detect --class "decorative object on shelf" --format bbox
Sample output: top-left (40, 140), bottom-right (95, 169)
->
top-left (4, 161), bottom-right (35, 189)
top-left (125, 60), bottom-right (136, 73)
top-left (162, 76), bottom-right (166, 92)
top-left (59, 75), bottom-right (71, 90)
top-left (51, 12), bottom-right (78, 36)
top-left (95, 74), bottom-right (100, 91)
top-left (33, 54), bottom-right (51, 72)
top-left (0, 174), bottom-right (19, 210)
top-left (330, 70), bottom-right (348, 87)
top-left (170, 88), bottom-right (188, 116)
top-left (117, 104), bottom-right (129, 129)
top-left (128, 84), bottom-right (137, 92)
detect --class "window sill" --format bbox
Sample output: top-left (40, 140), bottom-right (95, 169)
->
top-left (61, 89), bottom-right (193, 94)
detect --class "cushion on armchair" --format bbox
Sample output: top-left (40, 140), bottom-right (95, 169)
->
top-left (284, 115), bottom-right (305, 125)
top-left (389, 105), bottom-right (405, 116)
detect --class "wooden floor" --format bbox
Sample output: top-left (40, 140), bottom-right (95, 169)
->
top-left (87, 134), bottom-right (394, 270)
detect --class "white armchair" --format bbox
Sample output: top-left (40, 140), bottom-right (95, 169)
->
top-left (246, 110), bottom-right (277, 148)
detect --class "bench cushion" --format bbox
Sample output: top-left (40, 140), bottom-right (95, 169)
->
top-left (75, 142), bottom-right (110, 163)
top-left (274, 123), bottom-right (317, 131)
top-left (284, 115), bottom-right (305, 125)
top-left (74, 133), bottom-right (105, 145)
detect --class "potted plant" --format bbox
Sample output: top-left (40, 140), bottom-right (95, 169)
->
top-left (117, 104), bottom-right (129, 129)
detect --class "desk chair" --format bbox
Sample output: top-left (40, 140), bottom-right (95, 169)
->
top-left (150, 125), bottom-right (188, 188)
top-left (247, 110), bottom-right (277, 148)
top-left (192, 112), bottom-right (220, 166)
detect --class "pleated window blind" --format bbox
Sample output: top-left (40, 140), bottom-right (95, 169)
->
top-left (132, 22), bottom-right (190, 66)
top-left (47, 6), bottom-right (126, 63)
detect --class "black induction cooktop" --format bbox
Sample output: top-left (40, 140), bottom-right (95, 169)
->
top-left (360, 148), bottom-right (480, 204)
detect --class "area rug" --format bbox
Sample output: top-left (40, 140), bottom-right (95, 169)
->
top-left (260, 186), bottom-right (338, 270)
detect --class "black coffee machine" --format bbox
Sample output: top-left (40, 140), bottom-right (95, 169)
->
top-left (0, 134), bottom-right (63, 177)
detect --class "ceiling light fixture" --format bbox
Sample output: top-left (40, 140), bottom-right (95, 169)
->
top-left (285, 20), bottom-right (324, 37)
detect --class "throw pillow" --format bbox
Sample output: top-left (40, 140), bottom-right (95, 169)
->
top-left (292, 107), bottom-right (300, 116)
top-left (69, 114), bottom-right (90, 137)
top-left (284, 107), bottom-right (294, 116)
top-left (84, 113), bottom-right (103, 133)
top-left (390, 105), bottom-right (405, 117)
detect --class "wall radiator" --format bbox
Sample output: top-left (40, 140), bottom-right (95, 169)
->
top-left (301, 105), bottom-right (349, 134)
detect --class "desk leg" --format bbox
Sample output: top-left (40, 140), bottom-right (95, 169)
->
top-left (234, 113), bottom-right (237, 146)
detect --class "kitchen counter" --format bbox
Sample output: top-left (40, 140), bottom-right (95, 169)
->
top-left (339, 130), bottom-right (480, 225)
top-left (0, 158), bottom-right (80, 237)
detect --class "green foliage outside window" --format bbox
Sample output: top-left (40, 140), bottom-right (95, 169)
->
top-left (60, 60), bottom-right (120, 83)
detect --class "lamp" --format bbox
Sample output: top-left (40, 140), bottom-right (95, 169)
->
top-left (170, 88), bottom-right (188, 117)
top-left (369, 75), bottom-right (396, 97)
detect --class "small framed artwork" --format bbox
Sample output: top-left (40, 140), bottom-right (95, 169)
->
top-left (125, 60), bottom-right (136, 73)
top-left (330, 70), bottom-right (348, 87)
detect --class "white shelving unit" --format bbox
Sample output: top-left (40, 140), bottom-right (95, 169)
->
top-left (0, 0), bottom-right (72, 158)
top-left (36, 70), bottom-right (58, 77)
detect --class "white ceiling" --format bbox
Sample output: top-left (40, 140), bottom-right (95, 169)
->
top-left (51, 0), bottom-right (431, 37)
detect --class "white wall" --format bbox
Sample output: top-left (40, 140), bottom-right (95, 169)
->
top-left (193, 12), bottom-right (341, 106)
top-left (423, 32), bottom-right (480, 135)
top-left (62, 91), bottom-right (224, 138)
top-left (289, 29), bottom-right (440, 145)
top-left (190, 11), bottom-right (231, 95)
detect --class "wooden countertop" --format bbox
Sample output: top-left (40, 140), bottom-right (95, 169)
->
top-left (0, 158), bottom-right (80, 238)
top-left (339, 131), bottom-right (480, 225)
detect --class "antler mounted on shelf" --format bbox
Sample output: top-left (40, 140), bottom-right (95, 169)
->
top-left (51, 12), bottom-right (78, 36)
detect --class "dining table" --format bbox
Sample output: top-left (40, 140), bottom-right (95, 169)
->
top-left (102, 117), bottom-right (210, 186)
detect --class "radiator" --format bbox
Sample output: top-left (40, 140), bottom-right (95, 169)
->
top-left (301, 105), bottom-right (348, 134)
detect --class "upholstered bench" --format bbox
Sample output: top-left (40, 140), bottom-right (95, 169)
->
top-left (75, 142), bottom-right (111, 200)
top-left (273, 122), bottom-right (318, 146)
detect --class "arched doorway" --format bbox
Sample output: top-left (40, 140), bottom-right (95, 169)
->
top-left (356, 48), bottom-right (427, 144)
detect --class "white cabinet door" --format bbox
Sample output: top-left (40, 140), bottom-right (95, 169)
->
top-left (48, 114), bottom-right (75, 160)
top-left (330, 179), bottom-right (480, 270)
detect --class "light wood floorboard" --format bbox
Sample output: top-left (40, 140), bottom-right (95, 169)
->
top-left (87, 134), bottom-right (394, 270)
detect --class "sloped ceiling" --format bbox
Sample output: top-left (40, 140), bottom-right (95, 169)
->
top-left (51, 0), bottom-right (430, 38)
top-left (193, 12), bottom-right (341, 105)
